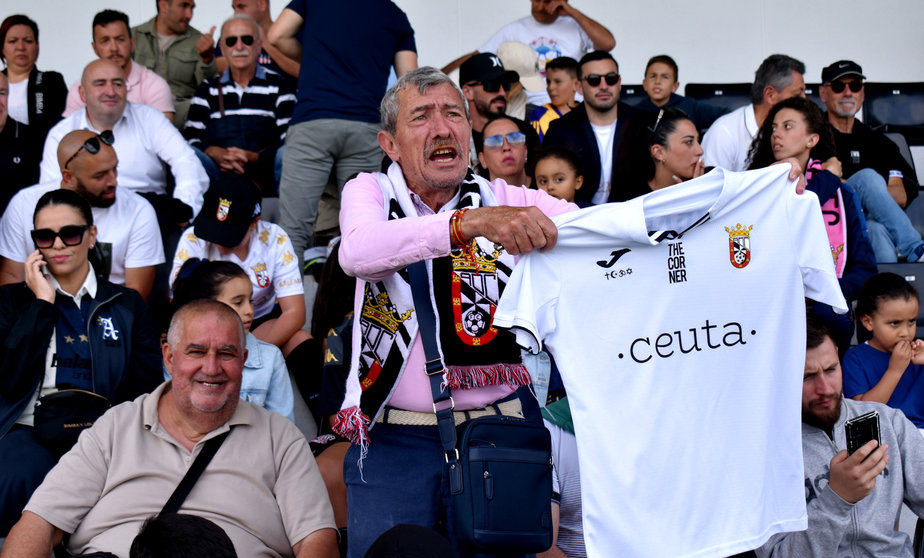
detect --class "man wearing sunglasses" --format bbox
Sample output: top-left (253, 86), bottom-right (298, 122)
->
top-left (544, 50), bottom-right (636, 206)
top-left (0, 130), bottom-right (164, 300)
top-left (215, 0), bottom-right (299, 86)
top-left (818, 60), bottom-right (924, 263)
top-left (183, 15), bottom-right (294, 194)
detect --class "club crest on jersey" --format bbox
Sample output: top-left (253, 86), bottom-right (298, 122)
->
top-left (452, 242), bottom-right (502, 346)
top-left (725, 223), bottom-right (753, 269)
top-left (217, 198), bottom-right (232, 221)
top-left (251, 262), bottom-right (270, 287)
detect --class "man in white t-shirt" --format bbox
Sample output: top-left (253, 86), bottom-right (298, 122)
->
top-left (543, 51), bottom-right (636, 206)
top-left (494, 165), bottom-right (848, 557)
top-left (443, 0), bottom-right (615, 107)
top-left (0, 130), bottom-right (164, 299)
top-left (701, 54), bottom-right (806, 171)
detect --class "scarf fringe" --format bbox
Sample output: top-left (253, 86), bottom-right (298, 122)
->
top-left (333, 406), bottom-right (371, 448)
top-left (443, 363), bottom-right (532, 390)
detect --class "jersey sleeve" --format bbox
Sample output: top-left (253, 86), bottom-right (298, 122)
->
top-left (271, 227), bottom-right (304, 298)
top-left (493, 251), bottom-right (561, 354)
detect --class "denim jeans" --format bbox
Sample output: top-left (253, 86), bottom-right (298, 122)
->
top-left (845, 168), bottom-right (923, 262)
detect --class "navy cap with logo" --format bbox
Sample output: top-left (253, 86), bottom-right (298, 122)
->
top-left (460, 52), bottom-right (520, 86)
top-left (193, 173), bottom-right (262, 248)
top-left (821, 60), bottom-right (866, 84)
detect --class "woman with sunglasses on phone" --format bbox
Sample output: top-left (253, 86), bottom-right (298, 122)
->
top-left (476, 115), bottom-right (532, 187)
top-left (0, 189), bottom-right (162, 537)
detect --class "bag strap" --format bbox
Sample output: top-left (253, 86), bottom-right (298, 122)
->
top-left (407, 261), bottom-right (463, 494)
top-left (161, 431), bottom-right (229, 514)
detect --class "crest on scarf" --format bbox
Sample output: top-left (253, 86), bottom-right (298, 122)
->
top-left (359, 286), bottom-right (412, 389)
top-left (451, 241), bottom-right (503, 346)
top-left (217, 198), bottom-right (232, 221)
top-left (725, 223), bottom-right (752, 269)
top-left (251, 262), bottom-right (270, 287)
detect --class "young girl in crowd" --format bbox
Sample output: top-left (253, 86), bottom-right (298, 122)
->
top-left (610, 107), bottom-right (705, 202)
top-left (171, 258), bottom-right (296, 422)
top-left (843, 272), bottom-right (924, 429)
top-left (534, 145), bottom-right (584, 203)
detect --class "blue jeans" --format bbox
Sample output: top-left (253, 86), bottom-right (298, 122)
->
top-left (845, 168), bottom-right (923, 262)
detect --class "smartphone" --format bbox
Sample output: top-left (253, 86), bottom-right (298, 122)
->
top-left (845, 411), bottom-right (881, 455)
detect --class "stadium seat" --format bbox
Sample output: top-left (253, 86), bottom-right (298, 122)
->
top-left (863, 82), bottom-right (924, 145)
top-left (684, 83), bottom-right (751, 113)
top-left (805, 84), bottom-right (824, 111)
top-left (619, 84), bottom-right (647, 107)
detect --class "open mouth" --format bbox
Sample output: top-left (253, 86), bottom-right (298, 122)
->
top-left (429, 146), bottom-right (458, 163)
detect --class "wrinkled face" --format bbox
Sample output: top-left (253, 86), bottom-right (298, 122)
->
top-left (657, 119), bottom-right (703, 180)
top-left (478, 118), bottom-right (528, 182)
top-left (80, 62), bottom-right (127, 124)
top-left (164, 312), bottom-right (245, 417)
top-left (802, 336), bottom-right (843, 430)
top-left (2, 24), bottom-right (38, 72)
top-left (579, 59), bottom-right (620, 113)
top-left (861, 296), bottom-right (919, 354)
top-left (821, 77), bottom-right (864, 119)
top-left (770, 108), bottom-right (816, 162)
top-left (380, 82), bottom-right (470, 196)
top-left (160, 0), bottom-right (195, 34)
top-left (546, 68), bottom-right (576, 108)
top-left (535, 155), bottom-right (582, 203)
top-left (222, 18), bottom-right (260, 72)
top-left (530, 0), bottom-right (559, 24)
top-left (642, 62), bottom-right (678, 106)
top-left (92, 21), bottom-right (134, 71)
top-left (66, 143), bottom-right (119, 208)
top-left (32, 204), bottom-right (96, 279)
top-left (215, 276), bottom-right (255, 333)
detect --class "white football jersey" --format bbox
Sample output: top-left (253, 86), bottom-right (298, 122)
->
top-left (494, 166), bottom-right (848, 558)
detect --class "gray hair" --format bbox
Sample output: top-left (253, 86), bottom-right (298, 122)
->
top-left (380, 66), bottom-right (470, 136)
top-left (221, 13), bottom-right (261, 42)
top-left (751, 54), bottom-right (805, 105)
top-left (167, 299), bottom-right (246, 351)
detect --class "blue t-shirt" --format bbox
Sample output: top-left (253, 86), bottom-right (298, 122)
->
top-left (286, 0), bottom-right (416, 125)
top-left (843, 341), bottom-right (924, 428)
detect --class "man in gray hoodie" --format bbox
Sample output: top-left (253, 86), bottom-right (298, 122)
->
top-left (757, 317), bottom-right (924, 557)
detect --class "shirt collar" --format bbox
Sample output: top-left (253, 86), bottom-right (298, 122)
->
top-left (219, 64), bottom-right (267, 86)
top-left (47, 262), bottom-right (98, 305)
top-left (145, 380), bottom-right (254, 435)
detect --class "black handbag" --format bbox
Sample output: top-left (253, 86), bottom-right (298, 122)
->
top-left (408, 262), bottom-right (553, 553)
top-left (33, 389), bottom-right (110, 456)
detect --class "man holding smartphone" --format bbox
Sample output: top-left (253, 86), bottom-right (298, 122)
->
top-left (757, 317), bottom-right (924, 557)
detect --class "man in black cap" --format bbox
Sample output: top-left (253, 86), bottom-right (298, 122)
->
top-left (820, 60), bottom-right (924, 263)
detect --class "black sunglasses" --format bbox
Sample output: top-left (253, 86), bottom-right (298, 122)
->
top-left (467, 79), bottom-right (513, 93)
top-left (31, 225), bottom-right (90, 249)
top-left (224, 35), bottom-right (254, 48)
top-left (63, 130), bottom-right (114, 170)
top-left (828, 80), bottom-right (863, 94)
top-left (583, 72), bottom-right (620, 87)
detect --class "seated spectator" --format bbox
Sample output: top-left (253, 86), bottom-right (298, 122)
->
top-left (529, 56), bottom-right (579, 141)
top-left (540, 397), bottom-right (585, 558)
top-left (184, 14), bottom-right (295, 195)
top-left (216, 0), bottom-right (300, 85)
top-left (496, 41), bottom-right (544, 120)
top-left (170, 173), bottom-right (307, 355)
top-left (756, 316), bottom-right (924, 557)
top-left (40, 59), bottom-right (209, 227)
top-left (843, 272), bottom-right (924, 429)
top-left (0, 130), bottom-right (165, 300)
top-left (534, 145), bottom-right (584, 203)
top-left (64, 10), bottom-right (175, 122)
top-left (636, 55), bottom-right (728, 131)
top-left (130, 513), bottom-right (237, 558)
top-left (610, 108), bottom-right (704, 202)
top-left (171, 258), bottom-right (296, 422)
top-left (0, 15), bottom-right (66, 142)
top-left (477, 115), bottom-right (531, 187)
top-left (0, 189), bottom-right (162, 538)
top-left (0, 71), bottom-right (42, 213)
top-left (749, 96), bottom-right (877, 351)
top-left (1, 299), bottom-right (338, 557)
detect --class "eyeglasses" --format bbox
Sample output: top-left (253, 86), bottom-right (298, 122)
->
top-left (467, 79), bottom-right (513, 93)
top-left (582, 72), bottom-right (620, 87)
top-left (63, 130), bottom-right (114, 170)
top-left (828, 80), bottom-right (863, 94)
top-left (483, 131), bottom-right (526, 149)
top-left (224, 35), bottom-right (254, 48)
top-left (31, 225), bottom-right (90, 249)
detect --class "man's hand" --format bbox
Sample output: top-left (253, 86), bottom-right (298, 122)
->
top-left (822, 156), bottom-right (843, 179)
top-left (888, 176), bottom-right (908, 208)
top-left (827, 440), bottom-right (889, 503)
top-left (204, 146), bottom-right (254, 174)
top-left (197, 26), bottom-right (216, 64)
top-left (771, 157), bottom-right (807, 194)
top-left (459, 206), bottom-right (558, 256)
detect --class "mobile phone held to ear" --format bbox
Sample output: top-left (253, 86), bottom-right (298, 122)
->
top-left (845, 411), bottom-right (881, 456)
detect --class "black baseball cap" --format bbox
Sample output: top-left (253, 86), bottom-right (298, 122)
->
top-left (193, 173), bottom-right (262, 248)
top-left (460, 52), bottom-right (519, 86)
top-left (821, 60), bottom-right (866, 84)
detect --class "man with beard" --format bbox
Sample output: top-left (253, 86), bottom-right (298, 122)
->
top-left (543, 50), bottom-right (636, 206)
top-left (64, 10), bottom-right (174, 122)
top-left (819, 60), bottom-right (924, 263)
top-left (0, 129), bottom-right (163, 300)
top-left (757, 316), bottom-right (924, 557)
